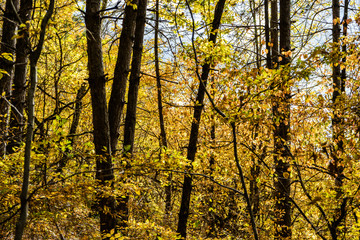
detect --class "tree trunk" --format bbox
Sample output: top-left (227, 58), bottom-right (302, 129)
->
top-left (119, 0), bottom-right (147, 231)
top-left (0, 0), bottom-right (20, 156)
top-left (329, 0), bottom-right (348, 239)
top-left (14, 0), bottom-right (54, 238)
top-left (123, 0), bottom-right (147, 155)
top-left (108, 0), bottom-right (138, 153)
top-left (177, 0), bottom-right (226, 238)
top-left (85, 0), bottom-right (117, 238)
top-left (56, 84), bottom-right (87, 173)
top-left (271, 0), bottom-right (278, 68)
top-left (273, 0), bottom-right (292, 239)
top-left (14, 62), bottom-right (36, 240)
top-left (154, 0), bottom-right (172, 220)
top-left (7, 0), bottom-right (32, 154)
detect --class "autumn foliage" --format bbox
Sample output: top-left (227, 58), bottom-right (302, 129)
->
top-left (1, 0), bottom-right (360, 239)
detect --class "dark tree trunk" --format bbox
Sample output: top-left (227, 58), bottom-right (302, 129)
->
top-left (206, 79), bottom-right (216, 237)
top-left (329, 0), bottom-right (348, 239)
top-left (271, 0), bottom-right (278, 68)
top-left (154, 0), bottom-right (171, 220)
top-left (177, 0), bottom-right (226, 238)
top-left (264, 0), bottom-right (271, 69)
top-left (119, 0), bottom-right (147, 231)
top-left (56, 84), bottom-right (87, 173)
top-left (108, 0), bottom-right (138, 153)
top-left (330, 0), bottom-right (344, 188)
top-left (85, 0), bottom-right (117, 238)
top-left (14, 0), bottom-right (54, 238)
top-left (7, 0), bottom-right (32, 154)
top-left (123, 0), bottom-right (147, 155)
top-left (0, 0), bottom-right (20, 156)
top-left (273, 0), bottom-right (292, 239)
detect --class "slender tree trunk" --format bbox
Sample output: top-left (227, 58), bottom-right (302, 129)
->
top-left (250, 138), bottom-right (261, 218)
top-left (14, 0), bottom-right (54, 238)
top-left (177, 0), bottom-right (226, 238)
top-left (273, 0), bottom-right (292, 239)
top-left (108, 0), bottom-right (138, 153)
top-left (206, 78), bottom-right (216, 237)
top-left (56, 84), bottom-right (87, 173)
top-left (85, 0), bottom-right (117, 238)
top-left (231, 122), bottom-right (259, 240)
top-left (154, 0), bottom-right (172, 220)
top-left (271, 0), bottom-right (278, 68)
top-left (14, 62), bottom-right (36, 240)
top-left (7, 0), bottom-right (33, 154)
top-left (119, 0), bottom-right (147, 231)
top-left (329, 0), bottom-right (348, 239)
top-left (123, 0), bottom-right (147, 154)
top-left (264, 0), bottom-right (271, 69)
top-left (0, 0), bottom-right (20, 156)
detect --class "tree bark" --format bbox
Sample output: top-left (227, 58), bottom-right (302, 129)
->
top-left (119, 0), bottom-right (147, 231)
top-left (273, 0), bottom-right (292, 239)
top-left (14, 0), bottom-right (54, 238)
top-left (85, 0), bottom-right (117, 238)
top-left (123, 0), bottom-right (147, 155)
top-left (108, 0), bottom-right (138, 153)
top-left (154, 0), bottom-right (172, 220)
top-left (271, 0), bottom-right (278, 68)
top-left (329, 0), bottom-right (348, 239)
top-left (7, 0), bottom-right (32, 154)
top-left (177, 0), bottom-right (226, 238)
top-left (264, 0), bottom-right (271, 69)
top-left (0, 0), bottom-right (20, 156)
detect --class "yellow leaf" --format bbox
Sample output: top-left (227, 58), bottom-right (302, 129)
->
top-left (1, 53), bottom-right (13, 62)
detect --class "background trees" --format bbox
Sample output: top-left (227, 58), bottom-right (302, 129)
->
top-left (0, 0), bottom-right (360, 239)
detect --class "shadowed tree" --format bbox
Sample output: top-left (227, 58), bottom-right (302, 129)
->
top-left (273, 0), bottom-right (292, 239)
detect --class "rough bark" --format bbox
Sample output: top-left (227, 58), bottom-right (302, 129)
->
top-left (273, 0), bottom-right (292, 239)
top-left (123, 0), bottom-right (147, 155)
top-left (177, 0), bottom-right (226, 238)
top-left (85, 0), bottom-right (116, 238)
top-left (119, 0), bottom-right (147, 231)
top-left (0, 0), bottom-right (20, 156)
top-left (7, 0), bottom-right (32, 154)
top-left (14, 0), bottom-right (54, 238)
top-left (108, 0), bottom-right (138, 153)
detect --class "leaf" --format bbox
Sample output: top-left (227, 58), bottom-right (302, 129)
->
top-left (1, 53), bottom-right (13, 62)
top-left (124, 145), bottom-right (131, 152)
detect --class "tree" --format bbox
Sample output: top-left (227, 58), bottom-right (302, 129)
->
top-left (0, 0), bottom-right (19, 157)
top-left (14, 0), bottom-right (55, 238)
top-left (85, 0), bottom-right (117, 237)
top-left (0, 0), bottom-right (360, 239)
top-left (7, 0), bottom-right (33, 154)
top-left (177, 0), bottom-right (226, 238)
top-left (272, 0), bottom-right (292, 239)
